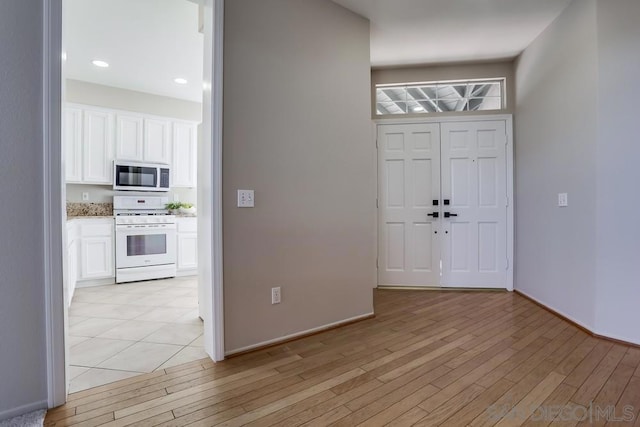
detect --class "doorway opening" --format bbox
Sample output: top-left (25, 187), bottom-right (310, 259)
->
top-left (44, 0), bottom-right (224, 406)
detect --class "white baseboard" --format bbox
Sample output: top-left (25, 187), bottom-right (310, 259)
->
top-left (75, 277), bottom-right (115, 288)
top-left (225, 312), bottom-right (375, 356)
top-left (0, 400), bottom-right (47, 423)
top-left (516, 288), bottom-right (640, 346)
top-left (593, 328), bottom-right (640, 347)
top-left (514, 288), bottom-right (594, 332)
top-left (176, 270), bottom-right (197, 277)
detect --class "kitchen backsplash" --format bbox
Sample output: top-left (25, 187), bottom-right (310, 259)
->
top-left (67, 202), bottom-right (113, 217)
top-left (66, 184), bottom-right (197, 205)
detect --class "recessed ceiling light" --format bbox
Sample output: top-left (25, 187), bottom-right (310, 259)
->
top-left (92, 60), bottom-right (109, 68)
top-left (174, 78), bottom-right (188, 85)
top-left (413, 106), bottom-right (424, 112)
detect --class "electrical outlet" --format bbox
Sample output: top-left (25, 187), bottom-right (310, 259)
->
top-left (558, 193), bottom-right (568, 207)
top-left (82, 192), bottom-right (89, 201)
top-left (237, 189), bottom-right (255, 208)
top-left (271, 287), bottom-right (281, 304)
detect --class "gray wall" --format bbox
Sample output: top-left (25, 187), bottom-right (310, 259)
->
top-left (595, 0), bottom-right (640, 344)
top-left (372, 61), bottom-right (516, 118)
top-left (0, 0), bottom-right (48, 420)
top-left (514, 0), bottom-right (598, 329)
top-left (66, 79), bottom-right (202, 122)
top-left (223, 0), bottom-right (375, 352)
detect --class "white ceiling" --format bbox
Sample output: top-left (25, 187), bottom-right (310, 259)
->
top-left (64, 0), bottom-right (572, 98)
top-left (64, 0), bottom-right (203, 102)
top-left (332, 0), bottom-right (573, 67)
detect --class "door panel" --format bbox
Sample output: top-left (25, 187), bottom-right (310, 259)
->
top-left (412, 159), bottom-right (433, 207)
top-left (412, 222), bottom-right (433, 271)
top-left (144, 118), bottom-right (171, 164)
top-left (378, 123), bottom-right (441, 286)
top-left (386, 223), bottom-right (405, 271)
top-left (440, 121), bottom-right (507, 288)
top-left (83, 109), bottom-right (114, 184)
top-left (386, 160), bottom-right (405, 208)
top-left (115, 114), bottom-right (144, 161)
top-left (478, 222), bottom-right (498, 272)
top-left (64, 107), bottom-right (83, 183)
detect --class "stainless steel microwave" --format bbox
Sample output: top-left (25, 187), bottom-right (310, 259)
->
top-left (113, 161), bottom-right (170, 192)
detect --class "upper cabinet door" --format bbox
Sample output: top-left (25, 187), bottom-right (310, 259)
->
top-left (83, 109), bottom-right (114, 184)
top-left (64, 107), bottom-right (83, 183)
top-left (115, 114), bottom-right (144, 161)
top-left (172, 121), bottom-right (198, 187)
top-left (144, 118), bottom-right (172, 164)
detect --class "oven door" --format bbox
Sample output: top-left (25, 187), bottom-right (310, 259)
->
top-left (115, 223), bottom-right (176, 269)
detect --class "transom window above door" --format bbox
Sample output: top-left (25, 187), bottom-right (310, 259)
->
top-left (376, 78), bottom-right (505, 115)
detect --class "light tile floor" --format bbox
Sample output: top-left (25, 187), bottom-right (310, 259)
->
top-left (68, 276), bottom-right (206, 393)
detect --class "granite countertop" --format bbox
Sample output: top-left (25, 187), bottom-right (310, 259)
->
top-left (67, 202), bottom-right (113, 217)
top-left (66, 202), bottom-right (196, 220)
top-left (67, 215), bottom-right (114, 220)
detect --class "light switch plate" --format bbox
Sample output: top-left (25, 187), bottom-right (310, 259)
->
top-left (237, 189), bottom-right (255, 208)
top-left (558, 193), bottom-right (568, 207)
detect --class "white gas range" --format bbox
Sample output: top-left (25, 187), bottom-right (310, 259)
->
top-left (113, 195), bottom-right (176, 284)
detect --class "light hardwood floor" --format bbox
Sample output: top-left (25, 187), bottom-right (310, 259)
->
top-left (45, 289), bottom-right (640, 426)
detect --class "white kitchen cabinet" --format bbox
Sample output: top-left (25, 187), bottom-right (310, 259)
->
top-left (78, 219), bottom-right (114, 280)
top-left (172, 121), bottom-right (198, 188)
top-left (115, 113), bottom-right (144, 161)
top-left (66, 222), bottom-right (79, 307)
top-left (67, 239), bottom-right (77, 306)
top-left (64, 104), bottom-right (198, 187)
top-left (144, 118), bottom-right (172, 164)
top-left (83, 109), bottom-right (115, 184)
top-left (64, 107), bottom-right (83, 183)
top-left (177, 217), bottom-right (197, 275)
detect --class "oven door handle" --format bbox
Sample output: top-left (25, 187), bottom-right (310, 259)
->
top-left (116, 224), bottom-right (176, 231)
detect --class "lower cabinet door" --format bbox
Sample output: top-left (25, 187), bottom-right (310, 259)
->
top-left (67, 239), bottom-right (77, 307)
top-left (177, 233), bottom-right (198, 271)
top-left (80, 236), bottom-right (114, 279)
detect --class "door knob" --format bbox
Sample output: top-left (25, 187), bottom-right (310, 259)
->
top-left (444, 212), bottom-right (457, 218)
top-left (427, 212), bottom-right (439, 218)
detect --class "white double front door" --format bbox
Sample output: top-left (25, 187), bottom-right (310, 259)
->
top-left (378, 119), bottom-right (512, 289)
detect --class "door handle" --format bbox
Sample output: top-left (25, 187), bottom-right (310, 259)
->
top-left (427, 212), bottom-right (439, 218)
top-left (444, 212), bottom-right (457, 218)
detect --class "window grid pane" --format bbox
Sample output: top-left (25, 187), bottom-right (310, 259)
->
top-left (375, 79), bottom-right (504, 115)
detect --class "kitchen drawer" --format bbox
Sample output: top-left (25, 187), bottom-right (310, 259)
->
top-left (177, 217), bottom-right (197, 233)
top-left (80, 221), bottom-right (114, 237)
